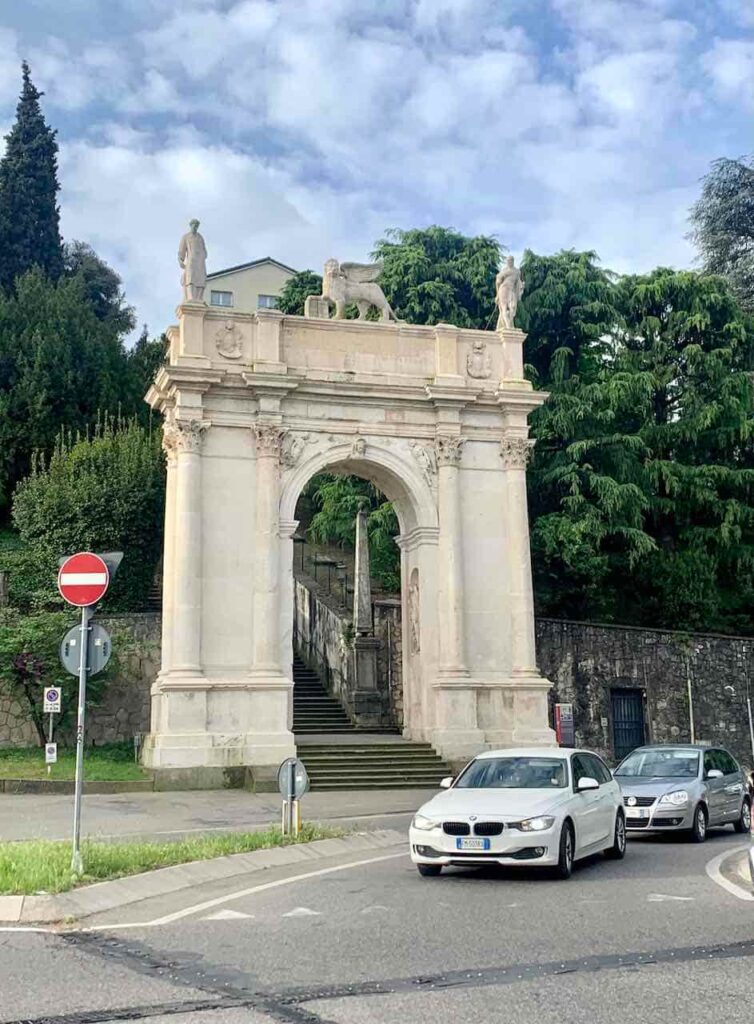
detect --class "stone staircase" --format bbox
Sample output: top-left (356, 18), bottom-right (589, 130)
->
top-left (292, 656), bottom-right (355, 733)
top-left (298, 742), bottom-right (452, 790)
top-left (292, 656), bottom-right (451, 789)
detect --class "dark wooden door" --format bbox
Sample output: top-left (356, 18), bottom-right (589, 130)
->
top-left (611, 689), bottom-right (645, 761)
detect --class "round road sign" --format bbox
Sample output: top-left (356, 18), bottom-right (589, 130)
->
top-left (277, 757), bottom-right (309, 800)
top-left (58, 552), bottom-right (110, 607)
top-left (59, 623), bottom-right (112, 677)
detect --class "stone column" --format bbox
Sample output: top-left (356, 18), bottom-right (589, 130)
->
top-left (500, 436), bottom-right (539, 678)
top-left (435, 436), bottom-right (468, 677)
top-left (159, 423), bottom-right (179, 674)
top-left (168, 419), bottom-right (207, 676)
top-left (353, 502), bottom-right (372, 635)
top-left (252, 422), bottom-right (284, 674)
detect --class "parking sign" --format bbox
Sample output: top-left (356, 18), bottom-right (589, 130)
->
top-left (43, 687), bottom-right (62, 714)
top-left (45, 743), bottom-right (57, 765)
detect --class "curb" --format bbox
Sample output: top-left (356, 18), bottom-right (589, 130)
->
top-left (0, 779), bottom-right (155, 795)
top-left (0, 828), bottom-right (406, 926)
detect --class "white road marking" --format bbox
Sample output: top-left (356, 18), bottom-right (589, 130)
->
top-left (0, 926), bottom-right (52, 933)
top-left (282, 906), bottom-right (320, 918)
top-left (360, 905), bottom-right (389, 914)
top-left (705, 845), bottom-right (754, 902)
top-left (202, 909), bottom-right (253, 921)
top-left (647, 893), bottom-right (695, 903)
top-left (141, 851), bottom-right (407, 927)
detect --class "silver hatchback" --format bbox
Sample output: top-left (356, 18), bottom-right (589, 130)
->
top-left (614, 744), bottom-right (752, 842)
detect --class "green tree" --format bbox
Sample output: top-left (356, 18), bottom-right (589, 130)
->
top-left (277, 270), bottom-right (323, 315)
top-left (307, 475), bottom-right (400, 591)
top-left (12, 418), bottom-right (165, 611)
top-left (125, 326), bottom-right (167, 422)
top-left (0, 608), bottom-right (115, 746)
top-left (372, 226), bottom-right (501, 328)
top-left (519, 250), bottom-right (622, 618)
top-left (0, 269), bottom-right (135, 510)
top-left (0, 63), bottom-right (63, 293)
top-left (526, 257), bottom-right (754, 633)
top-left (63, 241), bottom-right (136, 336)
top-left (690, 156), bottom-right (754, 312)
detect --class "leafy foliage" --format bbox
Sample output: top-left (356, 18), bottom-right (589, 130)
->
top-left (690, 156), bottom-right (754, 312)
top-left (306, 475), bottom-right (400, 591)
top-left (0, 63), bottom-right (63, 294)
top-left (524, 251), bottom-right (754, 633)
top-left (0, 609), bottom-right (111, 746)
top-left (0, 269), bottom-right (139, 511)
top-left (277, 270), bottom-right (323, 315)
top-left (372, 226), bottom-right (501, 328)
top-left (12, 418), bottom-right (165, 611)
top-left (63, 241), bottom-right (136, 335)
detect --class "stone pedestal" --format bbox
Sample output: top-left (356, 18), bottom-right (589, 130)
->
top-left (304, 295), bottom-right (330, 319)
top-left (350, 636), bottom-right (387, 727)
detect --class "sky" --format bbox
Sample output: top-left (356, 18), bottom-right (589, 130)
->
top-left (0, 0), bottom-right (751, 338)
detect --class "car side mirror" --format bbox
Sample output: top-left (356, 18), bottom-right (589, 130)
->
top-left (706, 769), bottom-right (724, 779)
top-left (577, 776), bottom-right (600, 792)
top-left (439, 776), bottom-right (454, 790)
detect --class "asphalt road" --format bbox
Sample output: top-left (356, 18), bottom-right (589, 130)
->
top-left (1, 824), bottom-right (752, 1024)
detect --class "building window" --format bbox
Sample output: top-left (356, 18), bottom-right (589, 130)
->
top-left (210, 290), bottom-right (233, 307)
top-left (257, 294), bottom-right (279, 309)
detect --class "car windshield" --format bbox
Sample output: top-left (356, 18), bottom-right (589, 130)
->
top-left (615, 748), bottom-right (700, 779)
top-left (454, 756), bottom-right (568, 789)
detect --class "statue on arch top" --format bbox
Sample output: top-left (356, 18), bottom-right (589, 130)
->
top-left (178, 218), bottom-right (207, 303)
top-left (322, 259), bottom-right (399, 321)
top-left (495, 255), bottom-right (524, 331)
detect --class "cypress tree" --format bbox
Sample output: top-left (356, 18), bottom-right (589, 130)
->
top-left (0, 62), bottom-right (63, 293)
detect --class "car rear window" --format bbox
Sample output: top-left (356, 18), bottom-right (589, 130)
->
top-left (454, 757), bottom-right (568, 789)
top-left (615, 748), bottom-right (699, 778)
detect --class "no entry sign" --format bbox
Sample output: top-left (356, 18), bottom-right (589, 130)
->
top-left (57, 552), bottom-right (110, 607)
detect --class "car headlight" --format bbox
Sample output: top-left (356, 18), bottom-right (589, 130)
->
top-left (659, 790), bottom-right (689, 806)
top-left (513, 816), bottom-right (556, 832)
top-left (412, 813), bottom-right (440, 831)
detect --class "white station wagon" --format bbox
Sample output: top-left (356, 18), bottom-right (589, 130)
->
top-left (409, 747), bottom-right (626, 879)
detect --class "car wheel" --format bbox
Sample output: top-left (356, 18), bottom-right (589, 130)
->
top-left (554, 821), bottom-right (574, 879)
top-left (417, 864), bottom-right (442, 877)
top-left (604, 810), bottom-right (627, 860)
top-left (689, 803), bottom-right (708, 843)
top-left (733, 798), bottom-right (751, 834)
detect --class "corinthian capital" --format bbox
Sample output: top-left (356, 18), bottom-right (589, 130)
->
top-left (254, 422), bottom-right (285, 457)
top-left (500, 436), bottom-right (535, 469)
top-left (164, 418), bottom-right (208, 455)
top-left (435, 435), bottom-right (465, 467)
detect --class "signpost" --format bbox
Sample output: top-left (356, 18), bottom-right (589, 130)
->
top-left (277, 757), bottom-right (309, 836)
top-left (57, 551), bottom-right (112, 875)
top-left (555, 702), bottom-right (575, 747)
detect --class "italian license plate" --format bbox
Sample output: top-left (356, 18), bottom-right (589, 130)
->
top-left (626, 807), bottom-right (649, 819)
top-left (456, 837), bottom-right (490, 851)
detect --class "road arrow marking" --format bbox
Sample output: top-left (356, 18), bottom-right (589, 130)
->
top-left (202, 909), bottom-right (253, 921)
top-left (283, 906), bottom-right (321, 918)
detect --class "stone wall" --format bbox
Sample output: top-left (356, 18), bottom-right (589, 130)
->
top-left (536, 618), bottom-right (754, 769)
top-left (0, 613), bottom-right (159, 749)
top-left (293, 575), bottom-right (401, 727)
top-left (293, 576), bottom-right (351, 709)
top-left (374, 599), bottom-right (403, 729)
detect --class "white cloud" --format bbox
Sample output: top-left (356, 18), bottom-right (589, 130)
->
top-left (0, 0), bottom-right (747, 337)
top-left (701, 39), bottom-right (754, 108)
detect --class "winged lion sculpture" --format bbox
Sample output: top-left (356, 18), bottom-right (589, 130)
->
top-left (322, 259), bottom-right (398, 321)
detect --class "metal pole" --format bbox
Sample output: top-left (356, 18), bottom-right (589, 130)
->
top-left (686, 654), bottom-right (695, 744)
top-left (71, 606), bottom-right (91, 874)
top-left (747, 694), bottom-right (754, 764)
top-left (47, 710), bottom-right (53, 776)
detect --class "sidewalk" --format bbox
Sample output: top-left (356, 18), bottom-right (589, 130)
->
top-left (0, 787), bottom-right (432, 843)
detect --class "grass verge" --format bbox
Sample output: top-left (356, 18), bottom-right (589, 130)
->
top-left (0, 743), bottom-right (150, 781)
top-left (0, 824), bottom-right (343, 895)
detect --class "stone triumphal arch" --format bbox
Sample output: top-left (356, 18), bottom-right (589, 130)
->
top-left (144, 293), bottom-right (554, 785)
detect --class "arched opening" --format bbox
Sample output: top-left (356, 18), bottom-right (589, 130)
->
top-left (279, 442), bottom-right (439, 745)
